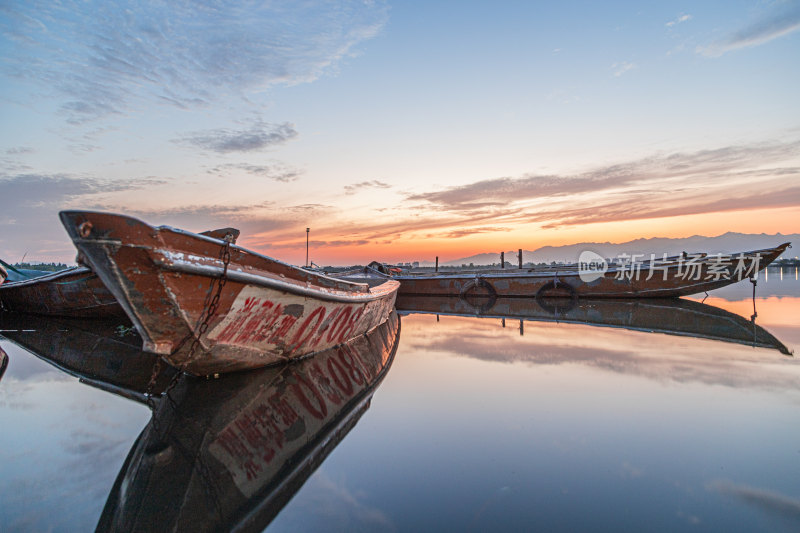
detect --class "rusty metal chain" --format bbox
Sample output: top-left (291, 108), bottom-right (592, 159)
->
top-left (186, 239), bottom-right (232, 359)
top-left (144, 357), bottom-right (163, 411)
top-left (144, 238), bottom-right (233, 408)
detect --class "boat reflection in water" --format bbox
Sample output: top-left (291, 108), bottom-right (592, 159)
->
top-left (101, 310), bottom-right (399, 532)
top-left (0, 344), bottom-right (7, 383)
top-left (0, 314), bottom-right (177, 400)
top-left (0, 310), bottom-right (399, 531)
top-left (396, 294), bottom-right (792, 356)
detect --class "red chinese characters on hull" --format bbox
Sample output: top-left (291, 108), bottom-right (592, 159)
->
top-left (210, 294), bottom-right (366, 351)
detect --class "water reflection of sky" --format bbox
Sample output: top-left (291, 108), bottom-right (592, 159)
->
top-left (0, 343), bottom-right (150, 532)
top-left (1, 275), bottom-right (799, 532)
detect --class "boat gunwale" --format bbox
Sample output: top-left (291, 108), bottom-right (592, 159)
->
top-left (71, 233), bottom-right (377, 297)
top-left (0, 265), bottom-right (94, 289)
top-left (156, 223), bottom-right (382, 294)
top-left (154, 259), bottom-right (400, 304)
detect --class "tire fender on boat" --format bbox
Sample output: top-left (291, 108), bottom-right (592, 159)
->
top-left (459, 277), bottom-right (498, 314)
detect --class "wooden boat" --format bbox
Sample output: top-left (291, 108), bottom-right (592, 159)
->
top-left (0, 265), bottom-right (127, 318)
top-left (97, 311), bottom-right (399, 532)
top-left (396, 295), bottom-right (792, 355)
top-left (59, 211), bottom-right (399, 376)
top-left (0, 313), bottom-right (176, 401)
top-left (0, 259), bottom-right (53, 282)
top-left (387, 243), bottom-right (791, 299)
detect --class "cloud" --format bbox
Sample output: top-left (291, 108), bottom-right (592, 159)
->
top-left (699, 3), bottom-right (800, 56)
top-left (0, 173), bottom-right (168, 261)
top-left (441, 227), bottom-right (513, 239)
top-left (287, 204), bottom-right (331, 212)
top-left (274, 469), bottom-right (395, 532)
top-left (257, 238), bottom-right (372, 250)
top-left (114, 203), bottom-right (295, 232)
top-left (209, 162), bottom-right (303, 182)
top-left (612, 61), bottom-right (636, 77)
top-left (709, 480), bottom-right (800, 526)
top-left (537, 183), bottom-right (800, 229)
top-left (404, 139), bottom-right (800, 229)
top-left (178, 122), bottom-right (298, 153)
top-left (344, 180), bottom-right (392, 195)
top-left (665, 14), bottom-right (692, 27)
top-left (248, 139), bottom-right (799, 259)
top-left (5, 146), bottom-right (34, 155)
top-left (406, 166), bottom-right (640, 213)
top-left (0, 173), bottom-right (165, 207)
top-left (0, 0), bottom-right (389, 123)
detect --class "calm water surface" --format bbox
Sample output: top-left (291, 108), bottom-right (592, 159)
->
top-left (1, 272), bottom-right (799, 532)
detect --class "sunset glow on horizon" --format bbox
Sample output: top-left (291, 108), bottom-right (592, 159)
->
top-left (2, 1), bottom-right (799, 266)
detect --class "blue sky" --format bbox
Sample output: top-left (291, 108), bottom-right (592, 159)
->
top-left (1, 1), bottom-right (799, 264)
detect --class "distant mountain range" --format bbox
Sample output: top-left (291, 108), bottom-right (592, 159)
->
top-left (439, 232), bottom-right (798, 266)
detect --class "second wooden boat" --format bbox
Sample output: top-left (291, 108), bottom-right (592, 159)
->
top-left (388, 243), bottom-right (790, 299)
top-left (0, 265), bottom-right (127, 318)
top-left (59, 211), bottom-right (399, 376)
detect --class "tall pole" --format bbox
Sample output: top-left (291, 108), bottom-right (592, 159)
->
top-left (306, 228), bottom-right (310, 267)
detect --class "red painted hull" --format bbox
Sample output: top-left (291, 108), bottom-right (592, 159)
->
top-left (60, 211), bottom-right (399, 376)
top-left (394, 243), bottom-right (790, 299)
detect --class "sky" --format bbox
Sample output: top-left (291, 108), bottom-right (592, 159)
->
top-left (1, 0), bottom-right (799, 266)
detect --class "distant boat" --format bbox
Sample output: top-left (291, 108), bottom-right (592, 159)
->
top-left (385, 243), bottom-right (791, 299)
top-left (97, 311), bottom-right (400, 532)
top-left (396, 294), bottom-right (792, 356)
top-left (60, 211), bottom-right (399, 376)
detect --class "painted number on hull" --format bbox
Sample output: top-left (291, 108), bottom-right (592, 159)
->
top-left (208, 286), bottom-right (366, 354)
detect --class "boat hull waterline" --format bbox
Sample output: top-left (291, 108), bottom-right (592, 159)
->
top-left (59, 211), bottom-right (399, 376)
top-left (392, 243), bottom-right (790, 299)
